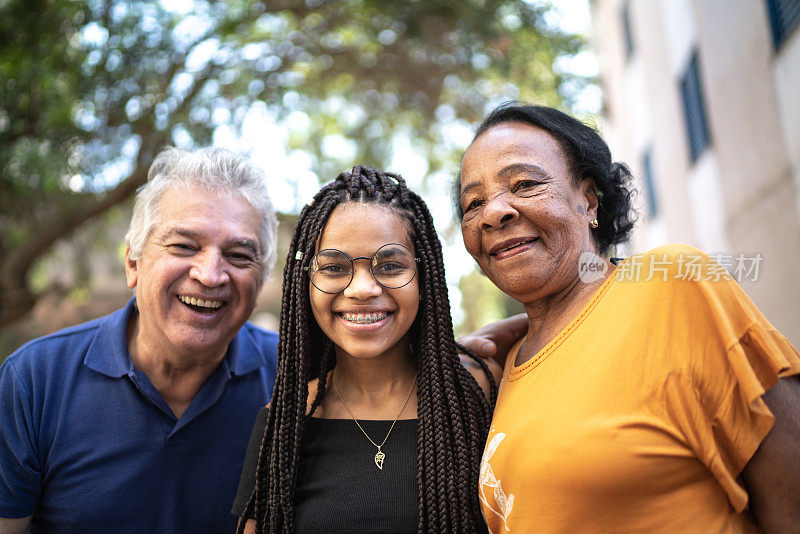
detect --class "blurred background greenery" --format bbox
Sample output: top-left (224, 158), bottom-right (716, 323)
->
top-left (0, 0), bottom-right (596, 358)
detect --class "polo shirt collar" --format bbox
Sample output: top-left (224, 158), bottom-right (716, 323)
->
top-left (226, 324), bottom-right (269, 376)
top-left (84, 297), bottom-right (137, 378)
top-left (84, 297), bottom-right (268, 378)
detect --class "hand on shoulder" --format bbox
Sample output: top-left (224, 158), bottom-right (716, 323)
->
top-left (457, 313), bottom-right (528, 368)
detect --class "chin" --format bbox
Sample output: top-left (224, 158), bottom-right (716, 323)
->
top-left (342, 345), bottom-right (387, 359)
top-left (488, 271), bottom-right (545, 300)
top-left (169, 329), bottom-right (230, 356)
top-left (337, 340), bottom-right (401, 360)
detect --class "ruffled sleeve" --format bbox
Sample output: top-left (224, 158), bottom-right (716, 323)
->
top-left (703, 321), bottom-right (800, 512)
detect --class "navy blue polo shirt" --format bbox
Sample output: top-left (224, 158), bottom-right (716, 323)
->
top-left (0, 298), bottom-right (278, 533)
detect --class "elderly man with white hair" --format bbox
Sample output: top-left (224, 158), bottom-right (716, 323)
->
top-left (0, 147), bottom-right (280, 533)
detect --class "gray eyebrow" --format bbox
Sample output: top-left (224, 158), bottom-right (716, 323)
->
top-left (229, 238), bottom-right (260, 256)
top-left (161, 228), bottom-right (260, 256)
top-left (160, 227), bottom-right (200, 240)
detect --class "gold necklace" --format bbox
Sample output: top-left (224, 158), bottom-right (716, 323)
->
top-left (333, 373), bottom-right (417, 470)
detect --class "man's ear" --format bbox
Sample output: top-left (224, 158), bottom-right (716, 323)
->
top-left (580, 177), bottom-right (600, 221)
top-left (124, 244), bottom-right (138, 289)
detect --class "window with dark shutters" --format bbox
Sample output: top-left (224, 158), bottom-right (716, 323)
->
top-left (621, 1), bottom-right (635, 60)
top-left (642, 149), bottom-right (659, 218)
top-left (765, 0), bottom-right (800, 49)
top-left (679, 51), bottom-right (711, 163)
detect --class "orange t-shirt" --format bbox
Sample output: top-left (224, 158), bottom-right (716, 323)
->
top-left (480, 244), bottom-right (800, 533)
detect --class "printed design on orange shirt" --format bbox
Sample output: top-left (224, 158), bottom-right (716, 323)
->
top-left (480, 429), bottom-right (514, 532)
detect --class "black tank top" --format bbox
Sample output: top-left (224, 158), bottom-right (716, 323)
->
top-left (233, 407), bottom-right (418, 533)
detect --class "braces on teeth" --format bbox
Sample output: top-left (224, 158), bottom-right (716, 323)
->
top-left (342, 313), bottom-right (388, 324)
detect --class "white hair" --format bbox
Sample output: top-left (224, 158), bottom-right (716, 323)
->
top-left (125, 147), bottom-right (278, 278)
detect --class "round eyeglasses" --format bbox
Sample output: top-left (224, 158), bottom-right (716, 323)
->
top-left (306, 243), bottom-right (420, 294)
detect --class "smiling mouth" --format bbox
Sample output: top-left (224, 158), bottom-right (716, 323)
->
top-left (490, 238), bottom-right (538, 257)
top-left (178, 295), bottom-right (225, 314)
top-left (339, 312), bottom-right (390, 324)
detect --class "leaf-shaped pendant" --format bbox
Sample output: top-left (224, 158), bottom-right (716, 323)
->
top-left (374, 450), bottom-right (385, 470)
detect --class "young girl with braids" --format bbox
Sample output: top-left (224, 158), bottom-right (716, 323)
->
top-left (232, 165), bottom-right (501, 533)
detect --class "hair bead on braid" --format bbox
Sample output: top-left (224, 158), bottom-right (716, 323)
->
top-left (240, 166), bottom-right (495, 533)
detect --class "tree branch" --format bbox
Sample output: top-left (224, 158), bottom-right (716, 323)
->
top-left (4, 154), bottom-right (154, 283)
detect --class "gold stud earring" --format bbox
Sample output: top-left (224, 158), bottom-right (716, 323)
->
top-left (589, 219), bottom-right (599, 228)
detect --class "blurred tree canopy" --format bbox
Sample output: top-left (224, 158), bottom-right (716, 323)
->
top-left (0, 0), bottom-right (584, 327)
top-left (458, 269), bottom-right (525, 335)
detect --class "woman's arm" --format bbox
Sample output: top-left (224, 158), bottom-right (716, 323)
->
top-left (0, 516), bottom-right (32, 534)
top-left (741, 375), bottom-right (800, 533)
top-left (239, 518), bottom-right (255, 534)
top-left (458, 315), bottom-right (527, 401)
top-left (231, 406), bottom-right (270, 524)
top-left (460, 353), bottom-right (502, 401)
top-left (457, 314), bottom-right (528, 368)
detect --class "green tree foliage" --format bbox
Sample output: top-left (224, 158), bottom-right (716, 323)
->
top-left (0, 0), bottom-right (584, 327)
top-left (457, 269), bottom-right (524, 336)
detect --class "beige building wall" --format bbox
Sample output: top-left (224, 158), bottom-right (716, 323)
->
top-left (591, 0), bottom-right (800, 344)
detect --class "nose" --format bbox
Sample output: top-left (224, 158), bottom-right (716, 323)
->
top-left (480, 193), bottom-right (518, 230)
top-left (343, 264), bottom-right (382, 300)
top-left (189, 250), bottom-right (230, 287)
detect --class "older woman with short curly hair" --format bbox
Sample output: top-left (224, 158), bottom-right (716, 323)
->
top-left (457, 103), bottom-right (800, 533)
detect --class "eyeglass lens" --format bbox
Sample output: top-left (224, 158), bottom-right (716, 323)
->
top-left (309, 244), bottom-right (416, 293)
